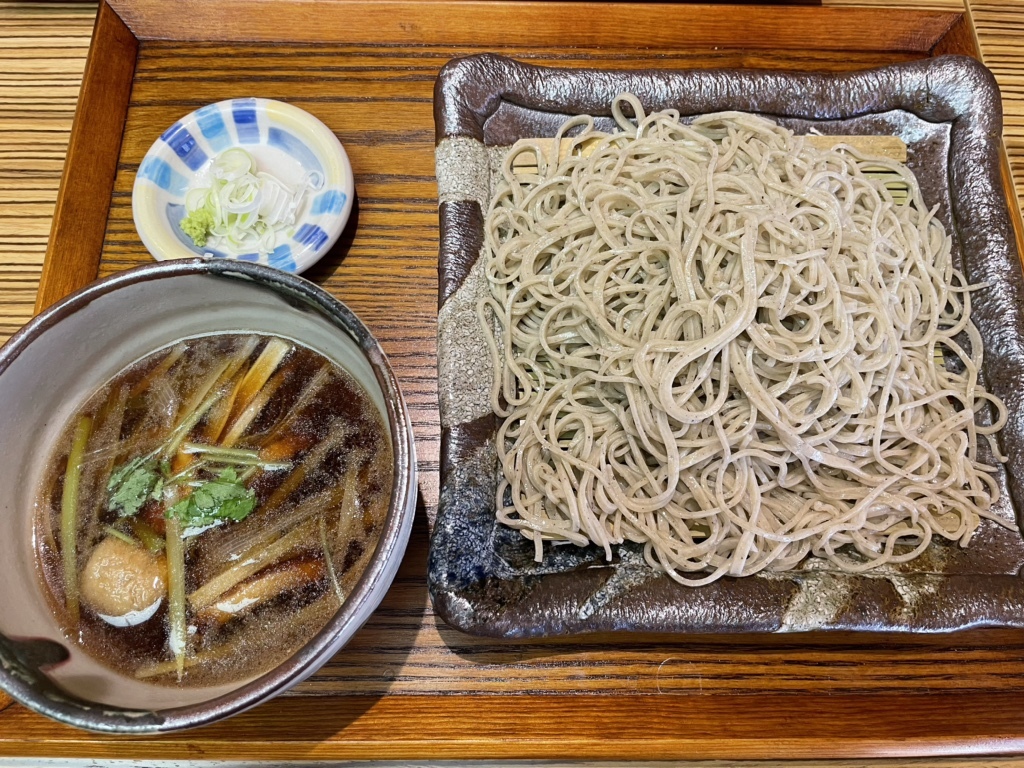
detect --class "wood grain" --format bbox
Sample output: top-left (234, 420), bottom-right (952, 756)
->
top-left (34, 2), bottom-right (135, 312)
top-left (0, 2), bottom-right (94, 341)
top-left (7, 0), bottom-right (1024, 762)
top-left (109, 0), bottom-right (957, 51)
top-left (4, 692), bottom-right (1024, 760)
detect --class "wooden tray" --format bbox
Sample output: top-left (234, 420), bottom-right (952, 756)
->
top-left (6, 0), bottom-right (1024, 761)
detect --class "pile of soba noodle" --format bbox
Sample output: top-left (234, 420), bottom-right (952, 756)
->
top-left (478, 94), bottom-right (1009, 586)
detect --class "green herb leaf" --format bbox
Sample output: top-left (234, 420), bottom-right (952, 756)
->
top-left (107, 456), bottom-right (162, 518)
top-left (165, 468), bottom-right (257, 528)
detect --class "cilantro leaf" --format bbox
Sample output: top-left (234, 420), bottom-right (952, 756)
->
top-left (166, 468), bottom-right (257, 528)
top-left (107, 456), bottom-right (162, 518)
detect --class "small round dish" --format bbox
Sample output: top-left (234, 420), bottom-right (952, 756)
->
top-left (132, 98), bottom-right (354, 274)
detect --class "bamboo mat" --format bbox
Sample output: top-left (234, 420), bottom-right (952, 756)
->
top-left (0, 2), bottom-right (93, 341)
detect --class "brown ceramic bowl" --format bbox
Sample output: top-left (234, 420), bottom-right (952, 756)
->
top-left (0, 258), bottom-right (416, 732)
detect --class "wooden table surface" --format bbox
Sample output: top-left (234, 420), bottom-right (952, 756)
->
top-left (6, 0), bottom-right (1024, 343)
top-left (5, 0), bottom-right (1024, 763)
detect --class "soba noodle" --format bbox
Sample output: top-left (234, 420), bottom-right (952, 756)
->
top-left (479, 95), bottom-right (1010, 586)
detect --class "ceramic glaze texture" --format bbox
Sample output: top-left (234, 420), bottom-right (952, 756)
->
top-left (429, 54), bottom-right (1024, 637)
top-left (132, 98), bottom-right (354, 273)
top-left (0, 259), bottom-right (416, 732)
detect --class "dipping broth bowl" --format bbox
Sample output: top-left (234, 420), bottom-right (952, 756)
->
top-left (0, 259), bottom-right (416, 732)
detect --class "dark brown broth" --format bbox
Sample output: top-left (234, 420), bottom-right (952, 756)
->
top-left (35, 333), bottom-right (393, 687)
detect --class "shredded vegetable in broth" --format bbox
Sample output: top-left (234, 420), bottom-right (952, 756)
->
top-left (480, 95), bottom-right (1011, 586)
top-left (35, 333), bottom-right (393, 686)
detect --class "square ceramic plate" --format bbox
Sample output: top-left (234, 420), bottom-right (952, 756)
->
top-left (429, 53), bottom-right (1024, 637)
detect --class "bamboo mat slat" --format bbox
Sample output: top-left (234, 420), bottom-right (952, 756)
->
top-left (970, 0), bottom-right (1024, 213)
top-left (0, 2), bottom-right (94, 340)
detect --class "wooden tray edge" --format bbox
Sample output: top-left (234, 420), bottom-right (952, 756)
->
top-left (36, 1), bottom-right (138, 315)
top-left (108, 0), bottom-right (957, 51)
top-left (3, 692), bottom-right (1024, 760)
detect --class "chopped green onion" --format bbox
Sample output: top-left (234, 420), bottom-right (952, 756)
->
top-left (179, 148), bottom-right (322, 255)
top-left (164, 514), bottom-right (188, 680)
top-left (103, 526), bottom-right (139, 547)
top-left (180, 442), bottom-right (290, 470)
top-left (60, 416), bottom-right (92, 629)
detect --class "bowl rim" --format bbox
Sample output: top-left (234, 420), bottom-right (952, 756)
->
top-left (0, 258), bottom-right (417, 733)
top-left (131, 97), bottom-right (355, 275)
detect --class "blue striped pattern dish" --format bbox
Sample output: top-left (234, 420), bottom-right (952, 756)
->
top-left (132, 98), bottom-right (354, 274)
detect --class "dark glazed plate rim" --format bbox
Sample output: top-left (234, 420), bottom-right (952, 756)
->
top-left (429, 54), bottom-right (1024, 638)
